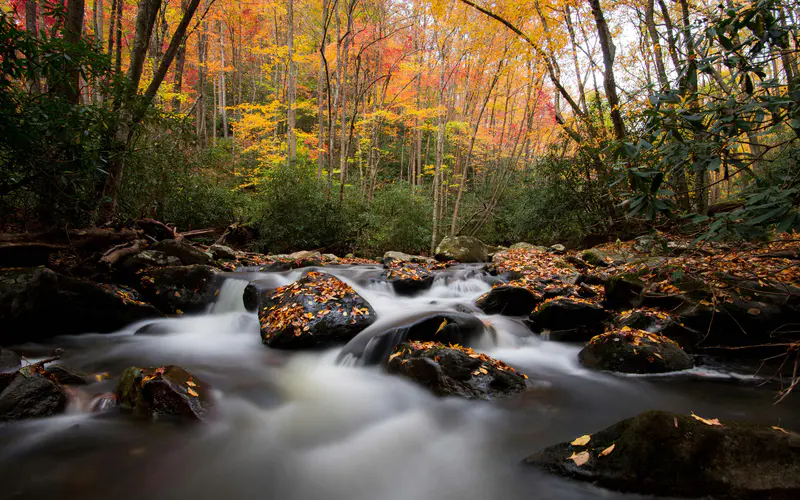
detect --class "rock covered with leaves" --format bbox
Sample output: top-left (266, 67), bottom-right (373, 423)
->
top-left (387, 341), bottom-right (527, 400)
top-left (258, 271), bottom-right (377, 349)
top-left (579, 327), bottom-right (693, 374)
top-left (380, 260), bottom-right (444, 296)
top-left (116, 365), bottom-right (213, 421)
top-left (525, 410), bottom-right (800, 499)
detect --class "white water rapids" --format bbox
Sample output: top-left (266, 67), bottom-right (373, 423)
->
top-left (0, 265), bottom-right (796, 500)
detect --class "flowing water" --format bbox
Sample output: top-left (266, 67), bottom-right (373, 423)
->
top-left (1, 265), bottom-right (798, 500)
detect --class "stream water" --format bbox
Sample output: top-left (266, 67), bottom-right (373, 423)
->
top-left (1, 265), bottom-right (798, 500)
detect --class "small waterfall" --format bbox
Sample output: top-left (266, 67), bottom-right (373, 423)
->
top-left (210, 278), bottom-right (250, 314)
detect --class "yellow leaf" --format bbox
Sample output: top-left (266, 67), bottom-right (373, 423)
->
top-left (435, 319), bottom-right (448, 335)
top-left (747, 308), bottom-right (761, 315)
top-left (389, 351), bottom-right (402, 362)
top-left (599, 443), bottom-right (615, 457)
top-left (772, 425), bottom-right (791, 435)
top-left (186, 380), bottom-right (197, 387)
top-left (187, 388), bottom-right (199, 397)
top-left (691, 412), bottom-right (722, 426)
top-left (176, 309), bottom-right (184, 315)
top-left (566, 450), bottom-right (590, 466)
top-left (570, 434), bottom-right (591, 447)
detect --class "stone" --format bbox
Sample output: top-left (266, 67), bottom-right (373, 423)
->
top-left (0, 374), bottom-right (67, 421)
top-left (120, 250), bottom-right (182, 274)
top-left (603, 274), bottom-right (645, 310)
top-left (579, 327), bottom-right (693, 374)
top-left (0, 267), bottom-right (162, 344)
top-left (475, 285), bottom-right (541, 316)
top-left (339, 313), bottom-right (488, 365)
top-left (135, 265), bottom-right (217, 314)
top-left (0, 348), bottom-right (21, 392)
top-left (528, 297), bottom-right (609, 341)
top-left (387, 341), bottom-right (526, 400)
top-left (209, 244), bottom-right (237, 260)
top-left (152, 239), bottom-right (213, 266)
top-left (381, 261), bottom-right (443, 296)
top-left (383, 251), bottom-right (437, 266)
top-left (44, 365), bottom-right (94, 385)
top-left (549, 244), bottom-right (567, 254)
top-left (524, 410), bottom-right (800, 499)
top-left (257, 271), bottom-right (377, 349)
top-left (434, 236), bottom-right (489, 263)
top-left (116, 365), bottom-right (213, 421)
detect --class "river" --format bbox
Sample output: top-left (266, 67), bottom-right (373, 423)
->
top-left (1, 264), bottom-right (797, 500)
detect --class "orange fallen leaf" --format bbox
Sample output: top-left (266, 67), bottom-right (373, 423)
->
top-left (187, 388), bottom-right (199, 397)
top-left (599, 443), bottom-right (615, 457)
top-left (186, 380), bottom-right (197, 387)
top-left (567, 451), bottom-right (590, 466)
top-left (771, 425), bottom-right (791, 435)
top-left (570, 434), bottom-right (591, 447)
top-left (435, 319), bottom-right (448, 335)
top-left (691, 412), bottom-right (722, 426)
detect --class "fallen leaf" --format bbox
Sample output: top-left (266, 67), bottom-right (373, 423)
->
top-left (186, 380), bottom-right (197, 387)
top-left (567, 451), bottom-right (590, 466)
top-left (187, 388), bottom-right (199, 397)
top-left (691, 412), bottom-right (722, 426)
top-left (772, 425), bottom-right (791, 435)
top-left (570, 434), bottom-right (591, 447)
top-left (674, 417), bottom-right (679, 428)
top-left (435, 319), bottom-right (448, 335)
top-left (599, 443), bottom-right (615, 457)
top-left (747, 308), bottom-right (761, 316)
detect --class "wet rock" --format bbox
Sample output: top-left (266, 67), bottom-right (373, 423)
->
top-left (340, 313), bottom-right (488, 365)
top-left (89, 392), bottom-right (119, 413)
top-left (209, 244), bottom-right (236, 260)
top-left (579, 327), bottom-right (693, 374)
top-left (475, 285), bottom-right (541, 316)
top-left (259, 251), bottom-right (323, 271)
top-left (435, 236), bottom-right (488, 263)
top-left (381, 261), bottom-right (442, 296)
top-left (0, 267), bottom-right (162, 343)
top-left (120, 250), bottom-right (182, 275)
top-left (0, 374), bottom-right (67, 421)
top-left (387, 341), bottom-right (526, 400)
top-left (135, 265), bottom-right (217, 314)
top-left (257, 271), bottom-right (377, 349)
top-left (116, 365), bottom-right (213, 421)
top-left (383, 251), bottom-right (437, 266)
top-left (528, 298), bottom-right (609, 341)
top-left (613, 309), bottom-right (700, 351)
top-left (152, 239), bottom-right (213, 266)
top-left (524, 410), bottom-right (800, 499)
top-left (603, 274), bottom-right (645, 310)
top-left (44, 365), bottom-right (94, 385)
top-left (243, 278), bottom-right (278, 312)
top-left (0, 348), bottom-right (21, 392)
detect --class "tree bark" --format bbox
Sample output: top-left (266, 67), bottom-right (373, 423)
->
top-left (171, 0), bottom-right (189, 112)
top-left (588, 0), bottom-right (625, 140)
top-left (25, 0), bottom-right (40, 93)
top-left (287, 0), bottom-right (297, 162)
top-left (431, 42), bottom-right (447, 254)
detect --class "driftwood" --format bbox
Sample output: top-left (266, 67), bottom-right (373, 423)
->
top-left (134, 219), bottom-right (177, 241)
top-left (180, 228), bottom-right (220, 239)
top-left (100, 239), bottom-right (146, 266)
top-left (0, 228), bottom-right (142, 249)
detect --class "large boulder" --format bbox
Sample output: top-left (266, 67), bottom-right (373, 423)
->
top-left (0, 374), bottom-right (67, 421)
top-left (258, 271), bottom-right (377, 349)
top-left (209, 244), bottom-right (236, 260)
top-left (435, 236), bottom-right (488, 263)
top-left (1, 267), bottom-right (162, 343)
top-left (135, 265), bottom-right (217, 314)
top-left (475, 285), bottom-right (541, 316)
top-left (387, 341), bottom-right (526, 400)
top-left (524, 410), bottom-right (800, 498)
top-left (44, 365), bottom-right (94, 385)
top-left (528, 297), bottom-right (609, 341)
top-left (116, 365), bottom-right (213, 421)
top-left (152, 239), bottom-right (212, 265)
top-left (258, 251), bottom-right (323, 271)
top-left (339, 313), bottom-right (488, 365)
top-left (579, 327), bottom-right (693, 374)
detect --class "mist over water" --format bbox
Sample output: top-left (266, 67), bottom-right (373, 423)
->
top-left (1, 265), bottom-right (798, 500)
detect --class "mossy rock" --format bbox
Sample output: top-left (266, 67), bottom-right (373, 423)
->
top-left (434, 236), bottom-right (488, 263)
top-left (116, 365), bottom-right (213, 421)
top-left (603, 274), bottom-right (645, 310)
top-left (524, 410), bottom-right (800, 498)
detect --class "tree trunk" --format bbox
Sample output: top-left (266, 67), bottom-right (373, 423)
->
top-left (431, 43), bottom-right (447, 254)
top-left (25, 0), bottom-right (40, 94)
top-left (219, 21), bottom-right (228, 139)
top-left (287, 0), bottom-right (297, 162)
top-left (588, 0), bottom-right (625, 140)
top-left (56, 0), bottom-right (85, 104)
top-left (644, 0), bottom-right (669, 90)
top-left (171, 0), bottom-right (189, 112)
top-left (317, 0), bottom-right (329, 178)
